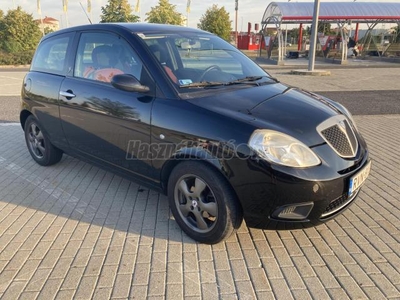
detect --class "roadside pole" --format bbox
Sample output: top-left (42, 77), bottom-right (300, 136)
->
top-left (308, 0), bottom-right (321, 71)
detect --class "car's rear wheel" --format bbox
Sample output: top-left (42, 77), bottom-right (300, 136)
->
top-left (24, 115), bottom-right (63, 166)
top-left (168, 161), bottom-right (242, 244)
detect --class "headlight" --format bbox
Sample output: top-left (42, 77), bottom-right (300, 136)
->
top-left (248, 129), bottom-right (321, 168)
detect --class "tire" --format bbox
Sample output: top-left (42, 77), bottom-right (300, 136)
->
top-left (24, 115), bottom-right (63, 166)
top-left (168, 161), bottom-right (243, 244)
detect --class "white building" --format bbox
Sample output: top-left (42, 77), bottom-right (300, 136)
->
top-left (36, 17), bottom-right (59, 33)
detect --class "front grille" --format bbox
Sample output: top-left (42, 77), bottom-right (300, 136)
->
top-left (317, 116), bottom-right (358, 158)
top-left (322, 124), bottom-right (353, 156)
top-left (321, 192), bottom-right (357, 218)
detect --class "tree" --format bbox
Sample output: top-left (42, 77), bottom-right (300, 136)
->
top-left (0, 10), bottom-right (5, 44)
top-left (100, 0), bottom-right (139, 23)
top-left (318, 22), bottom-right (335, 36)
top-left (398, 25), bottom-right (400, 41)
top-left (306, 23), bottom-right (335, 37)
top-left (394, 25), bottom-right (400, 42)
top-left (44, 27), bottom-right (55, 35)
top-left (198, 5), bottom-right (231, 41)
top-left (0, 7), bottom-right (42, 53)
top-left (305, 25), bottom-right (312, 36)
top-left (289, 28), bottom-right (299, 42)
top-left (146, 0), bottom-right (183, 25)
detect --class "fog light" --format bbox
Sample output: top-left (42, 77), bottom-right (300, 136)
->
top-left (272, 202), bottom-right (314, 220)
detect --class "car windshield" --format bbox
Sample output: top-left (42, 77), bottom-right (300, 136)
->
top-left (138, 32), bottom-right (271, 91)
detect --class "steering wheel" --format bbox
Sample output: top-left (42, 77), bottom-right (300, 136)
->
top-left (198, 65), bottom-right (222, 82)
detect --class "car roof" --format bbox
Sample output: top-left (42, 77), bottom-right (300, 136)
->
top-left (45, 23), bottom-right (212, 38)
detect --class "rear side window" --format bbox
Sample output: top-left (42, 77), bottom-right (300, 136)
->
top-left (31, 33), bottom-right (73, 75)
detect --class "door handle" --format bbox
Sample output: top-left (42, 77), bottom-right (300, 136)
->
top-left (59, 90), bottom-right (76, 99)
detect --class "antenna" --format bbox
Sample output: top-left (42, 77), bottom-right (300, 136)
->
top-left (79, 1), bottom-right (92, 24)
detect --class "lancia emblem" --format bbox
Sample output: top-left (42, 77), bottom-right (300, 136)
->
top-left (338, 120), bottom-right (346, 131)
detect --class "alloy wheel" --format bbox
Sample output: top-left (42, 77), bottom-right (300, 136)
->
top-left (27, 123), bottom-right (46, 159)
top-left (174, 175), bottom-right (218, 233)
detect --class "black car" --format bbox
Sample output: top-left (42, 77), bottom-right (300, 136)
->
top-left (21, 23), bottom-right (371, 244)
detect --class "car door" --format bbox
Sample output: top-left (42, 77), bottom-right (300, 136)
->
top-left (58, 31), bottom-right (157, 181)
top-left (23, 32), bottom-right (75, 149)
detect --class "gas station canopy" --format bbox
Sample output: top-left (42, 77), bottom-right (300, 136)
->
top-left (260, 2), bottom-right (400, 64)
top-left (262, 2), bottom-right (400, 24)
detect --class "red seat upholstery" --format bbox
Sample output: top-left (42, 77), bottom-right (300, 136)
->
top-left (83, 45), bottom-right (124, 82)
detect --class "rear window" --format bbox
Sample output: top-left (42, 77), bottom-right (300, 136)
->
top-left (31, 33), bottom-right (74, 75)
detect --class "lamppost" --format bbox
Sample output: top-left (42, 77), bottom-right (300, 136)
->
top-left (135, 0), bottom-right (141, 22)
top-left (308, 0), bottom-right (321, 71)
top-left (186, 0), bottom-right (191, 27)
top-left (235, 0), bottom-right (238, 46)
top-left (284, 0), bottom-right (291, 56)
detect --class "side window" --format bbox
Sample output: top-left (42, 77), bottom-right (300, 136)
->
top-left (74, 32), bottom-right (144, 83)
top-left (31, 34), bottom-right (73, 74)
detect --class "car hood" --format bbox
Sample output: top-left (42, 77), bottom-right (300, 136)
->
top-left (187, 83), bottom-right (343, 146)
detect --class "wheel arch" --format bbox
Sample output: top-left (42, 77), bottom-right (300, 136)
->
top-left (161, 159), bottom-right (222, 195)
top-left (160, 148), bottom-right (234, 197)
top-left (20, 110), bottom-right (32, 130)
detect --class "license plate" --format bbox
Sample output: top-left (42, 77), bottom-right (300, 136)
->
top-left (348, 161), bottom-right (371, 196)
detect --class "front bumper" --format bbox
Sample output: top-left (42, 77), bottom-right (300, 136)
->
top-left (227, 145), bottom-right (370, 229)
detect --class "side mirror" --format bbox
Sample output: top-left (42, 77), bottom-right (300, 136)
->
top-left (181, 41), bottom-right (201, 50)
top-left (111, 74), bottom-right (150, 93)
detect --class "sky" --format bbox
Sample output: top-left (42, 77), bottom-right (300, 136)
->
top-left (0, 0), bottom-right (399, 30)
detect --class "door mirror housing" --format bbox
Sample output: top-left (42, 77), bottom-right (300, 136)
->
top-left (111, 74), bottom-right (150, 93)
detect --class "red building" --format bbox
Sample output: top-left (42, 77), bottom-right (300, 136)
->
top-left (233, 23), bottom-right (263, 50)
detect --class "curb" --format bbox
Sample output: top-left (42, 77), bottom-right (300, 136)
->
top-left (290, 69), bottom-right (331, 76)
top-left (0, 65), bottom-right (30, 69)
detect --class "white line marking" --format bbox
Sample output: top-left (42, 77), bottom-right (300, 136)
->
top-left (0, 123), bottom-right (20, 126)
top-left (0, 75), bottom-right (25, 80)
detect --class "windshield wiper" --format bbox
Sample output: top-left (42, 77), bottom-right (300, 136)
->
top-left (180, 81), bottom-right (225, 88)
top-left (179, 76), bottom-right (279, 89)
top-left (266, 76), bottom-right (280, 83)
top-left (225, 76), bottom-right (280, 86)
top-left (225, 76), bottom-right (264, 86)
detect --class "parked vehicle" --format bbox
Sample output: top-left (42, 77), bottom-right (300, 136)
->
top-left (21, 23), bottom-right (371, 244)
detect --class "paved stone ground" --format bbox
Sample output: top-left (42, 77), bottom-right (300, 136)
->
top-left (0, 96), bottom-right (19, 123)
top-left (0, 115), bottom-right (399, 299)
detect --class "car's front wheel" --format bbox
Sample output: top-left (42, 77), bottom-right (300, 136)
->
top-left (24, 115), bottom-right (63, 166)
top-left (168, 161), bottom-right (242, 244)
